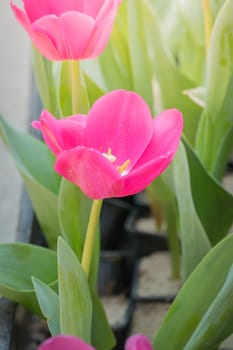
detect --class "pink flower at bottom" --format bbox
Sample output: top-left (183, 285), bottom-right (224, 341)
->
top-left (33, 90), bottom-right (183, 200)
top-left (38, 334), bottom-right (153, 350)
top-left (125, 334), bottom-right (154, 350)
top-left (37, 335), bottom-right (94, 350)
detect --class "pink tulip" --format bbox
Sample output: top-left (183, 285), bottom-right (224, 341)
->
top-left (37, 334), bottom-right (95, 350)
top-left (33, 90), bottom-right (183, 199)
top-left (125, 334), bottom-right (153, 350)
top-left (10, 0), bottom-right (122, 60)
top-left (38, 334), bottom-right (153, 350)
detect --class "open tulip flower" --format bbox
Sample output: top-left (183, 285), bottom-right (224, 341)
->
top-left (10, 0), bottom-right (121, 60)
top-left (38, 334), bottom-right (153, 350)
top-left (33, 90), bottom-right (183, 199)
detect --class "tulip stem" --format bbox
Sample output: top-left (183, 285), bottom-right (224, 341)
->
top-left (71, 60), bottom-right (81, 114)
top-left (81, 199), bottom-right (103, 277)
top-left (202, 0), bottom-right (212, 54)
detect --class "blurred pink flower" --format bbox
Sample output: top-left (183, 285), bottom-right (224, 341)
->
top-left (37, 335), bottom-right (94, 350)
top-left (38, 334), bottom-right (153, 350)
top-left (125, 334), bottom-right (153, 350)
top-left (33, 90), bottom-right (183, 199)
top-left (11, 0), bottom-right (121, 60)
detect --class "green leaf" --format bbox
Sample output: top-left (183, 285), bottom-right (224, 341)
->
top-left (57, 237), bottom-right (92, 341)
top-left (172, 143), bottom-right (211, 279)
top-left (58, 179), bottom-right (92, 258)
top-left (0, 243), bottom-right (57, 315)
top-left (195, 0), bottom-right (233, 175)
top-left (184, 139), bottom-right (233, 245)
top-left (32, 277), bottom-right (60, 336)
top-left (91, 291), bottom-right (116, 350)
top-left (141, 0), bottom-right (202, 144)
top-left (0, 117), bottom-right (59, 194)
top-left (32, 47), bottom-right (59, 116)
top-left (57, 60), bottom-right (89, 116)
top-left (206, 0), bottom-right (233, 119)
top-left (0, 116), bottom-right (61, 248)
top-left (58, 179), bottom-right (100, 288)
top-left (83, 72), bottom-right (105, 107)
top-left (126, 0), bottom-right (153, 107)
top-left (154, 233), bottom-right (233, 349)
top-left (183, 263), bottom-right (233, 350)
top-left (183, 86), bottom-right (206, 108)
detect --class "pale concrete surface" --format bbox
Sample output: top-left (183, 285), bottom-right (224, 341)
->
top-left (0, 1), bottom-right (30, 242)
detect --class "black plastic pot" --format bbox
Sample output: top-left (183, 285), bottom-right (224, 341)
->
top-left (124, 204), bottom-right (168, 258)
top-left (100, 198), bottom-right (132, 250)
top-left (98, 250), bottom-right (134, 296)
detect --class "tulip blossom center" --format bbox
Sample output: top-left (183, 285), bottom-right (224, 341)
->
top-left (102, 148), bottom-right (130, 175)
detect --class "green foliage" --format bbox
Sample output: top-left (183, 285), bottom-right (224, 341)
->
top-left (171, 143), bottom-right (211, 279)
top-left (91, 291), bottom-right (116, 350)
top-left (183, 264), bottom-right (233, 350)
top-left (0, 243), bottom-right (57, 315)
top-left (0, 116), bottom-right (60, 248)
top-left (184, 139), bottom-right (233, 245)
top-left (57, 238), bottom-right (92, 341)
top-left (195, 0), bottom-right (233, 177)
top-left (32, 277), bottom-right (60, 336)
top-left (58, 179), bottom-right (100, 288)
top-left (154, 233), bottom-right (233, 350)
top-left (32, 47), bottom-right (59, 117)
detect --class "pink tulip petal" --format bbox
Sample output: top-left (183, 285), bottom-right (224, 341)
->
top-left (118, 154), bottom-right (171, 197)
top-left (12, 0), bottom-right (121, 60)
top-left (10, 2), bottom-right (61, 60)
top-left (125, 334), bottom-right (153, 350)
top-left (23, 0), bottom-right (83, 22)
top-left (86, 90), bottom-right (153, 168)
top-left (22, 0), bottom-right (105, 22)
top-left (33, 12), bottom-right (94, 59)
top-left (32, 110), bottom-right (87, 155)
top-left (84, 0), bottom-right (121, 58)
top-left (38, 334), bottom-right (95, 350)
top-left (134, 109), bottom-right (183, 168)
top-left (55, 147), bottom-right (123, 199)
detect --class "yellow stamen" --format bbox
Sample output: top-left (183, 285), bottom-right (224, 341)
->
top-left (117, 160), bottom-right (131, 174)
top-left (102, 147), bottom-right (116, 163)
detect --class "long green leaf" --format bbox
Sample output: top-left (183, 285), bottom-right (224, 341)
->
top-left (0, 243), bottom-right (57, 315)
top-left (142, 0), bottom-right (201, 144)
top-left (195, 0), bottom-right (233, 175)
top-left (57, 61), bottom-right (89, 116)
top-left (0, 116), bottom-right (61, 248)
top-left (32, 277), bottom-right (60, 336)
top-left (57, 237), bottom-right (92, 341)
top-left (154, 233), bottom-right (233, 349)
top-left (172, 143), bottom-right (211, 279)
top-left (91, 291), bottom-right (116, 350)
top-left (184, 139), bottom-right (233, 245)
top-left (183, 263), bottom-right (233, 350)
top-left (206, 0), bottom-right (233, 119)
top-left (58, 179), bottom-right (100, 288)
top-left (32, 47), bottom-right (59, 116)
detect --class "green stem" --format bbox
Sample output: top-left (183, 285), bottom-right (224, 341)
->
top-left (71, 60), bottom-right (81, 114)
top-left (202, 0), bottom-right (212, 54)
top-left (81, 200), bottom-right (103, 277)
